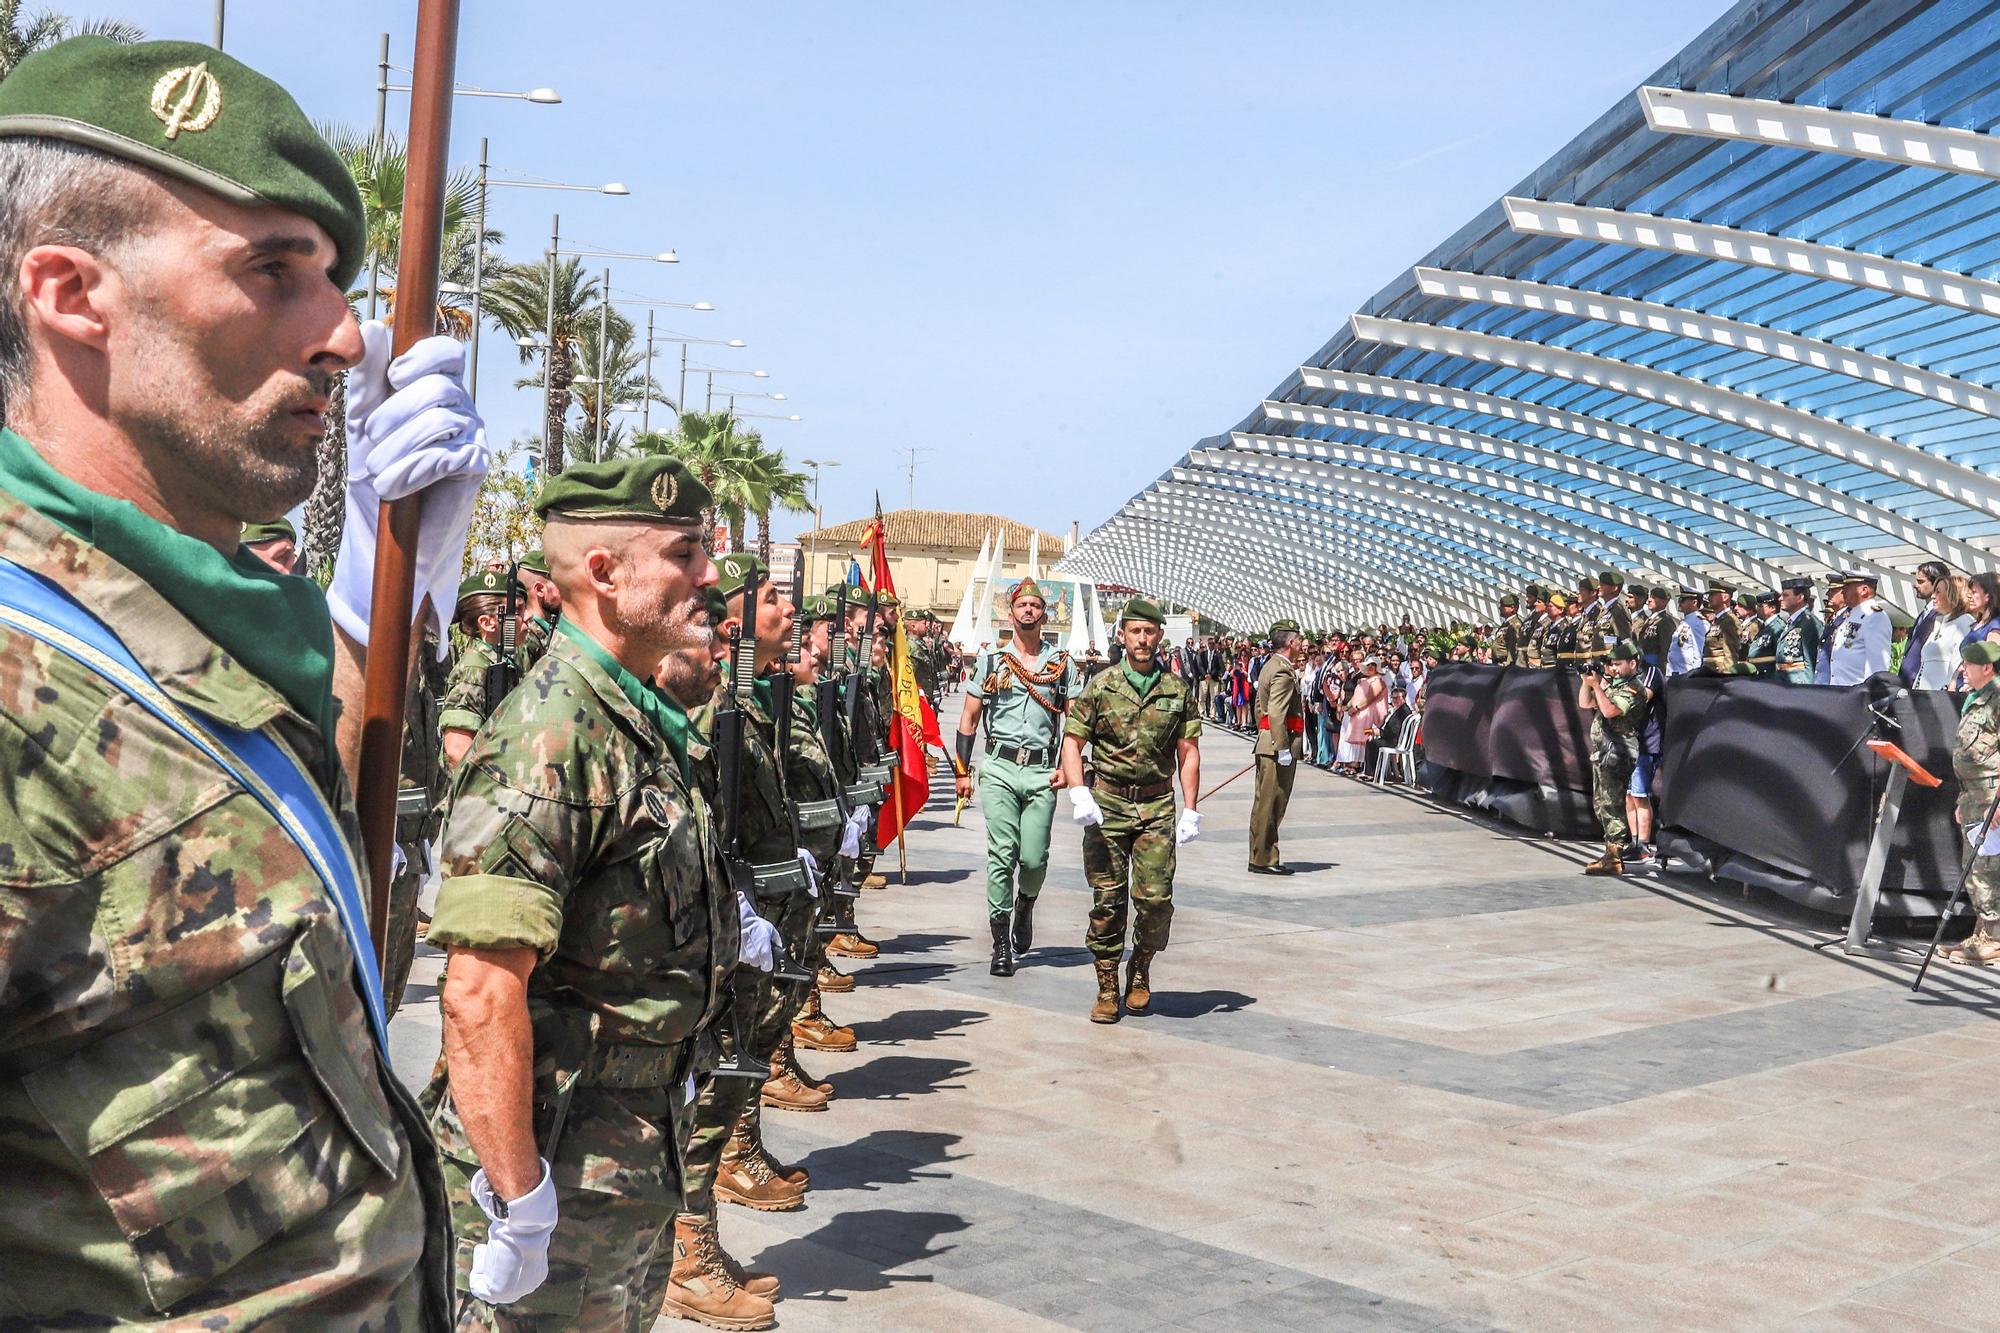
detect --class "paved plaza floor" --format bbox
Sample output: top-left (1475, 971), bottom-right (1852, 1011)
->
top-left (392, 701), bottom-right (2000, 1330)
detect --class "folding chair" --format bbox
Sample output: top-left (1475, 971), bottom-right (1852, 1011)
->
top-left (1373, 714), bottom-right (1421, 787)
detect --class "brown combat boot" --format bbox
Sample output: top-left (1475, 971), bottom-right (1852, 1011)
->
top-left (792, 990), bottom-right (857, 1052)
top-left (716, 1136), bottom-right (807, 1211)
top-left (1090, 958), bottom-right (1122, 1024)
top-left (826, 931), bottom-right (879, 959)
top-left (1124, 949), bottom-right (1155, 1014)
top-left (730, 1114), bottom-right (810, 1191)
top-left (758, 1044), bottom-right (830, 1114)
top-left (817, 962), bottom-right (855, 993)
top-left (861, 871), bottom-right (887, 889)
top-left (776, 1035), bottom-right (834, 1098)
top-left (662, 1213), bottom-right (777, 1329)
top-left (1583, 841), bottom-right (1623, 876)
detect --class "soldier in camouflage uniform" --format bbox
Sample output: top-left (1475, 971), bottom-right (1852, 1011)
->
top-left (1493, 592), bottom-right (1525, 666)
top-left (441, 568), bottom-right (514, 768)
top-left (1523, 584), bottom-right (1551, 666)
top-left (514, 547), bottom-right (561, 671)
top-left (1701, 581), bottom-right (1745, 674)
top-left (1060, 598), bottom-right (1203, 1024)
top-left (427, 458), bottom-right (748, 1332)
top-left (1578, 641), bottom-right (1648, 876)
top-left (785, 595), bottom-right (859, 1054)
top-left (827, 587), bottom-right (889, 948)
top-left (385, 631), bottom-right (449, 1014)
top-left (0, 38), bottom-right (464, 1328)
top-left (1944, 639), bottom-right (2000, 966)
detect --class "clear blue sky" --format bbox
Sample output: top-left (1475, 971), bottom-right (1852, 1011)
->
top-left (110, 1), bottom-right (1720, 544)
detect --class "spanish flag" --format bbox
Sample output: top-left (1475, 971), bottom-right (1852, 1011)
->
top-left (860, 515), bottom-right (943, 847)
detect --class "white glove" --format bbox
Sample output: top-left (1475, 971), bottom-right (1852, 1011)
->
top-left (1069, 787), bottom-right (1104, 827)
top-left (469, 1159), bottom-right (558, 1306)
top-left (838, 806), bottom-right (870, 858)
top-left (797, 847), bottom-right (820, 899)
top-left (736, 892), bottom-right (779, 971)
top-left (1176, 809), bottom-right (1202, 845)
top-left (328, 323), bottom-right (491, 653)
top-left (1276, 749), bottom-right (1295, 768)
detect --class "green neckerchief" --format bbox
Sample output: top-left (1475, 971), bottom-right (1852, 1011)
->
top-left (0, 429), bottom-right (338, 763)
top-left (1964, 680), bottom-right (1996, 717)
top-left (532, 614), bottom-right (556, 634)
top-left (555, 616), bottom-right (691, 781)
top-left (753, 677), bottom-right (774, 716)
top-left (1122, 662), bottom-right (1163, 698)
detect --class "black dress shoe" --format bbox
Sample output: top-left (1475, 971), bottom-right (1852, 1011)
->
top-left (1246, 863), bottom-right (1294, 876)
top-left (1011, 893), bottom-right (1035, 955)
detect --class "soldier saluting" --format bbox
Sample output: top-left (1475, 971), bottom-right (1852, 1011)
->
top-left (0, 38), bottom-right (489, 1326)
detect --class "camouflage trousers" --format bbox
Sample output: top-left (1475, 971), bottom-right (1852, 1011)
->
top-left (1961, 784), bottom-right (2000, 919)
top-left (382, 808), bottom-right (430, 1015)
top-left (1082, 792), bottom-right (1178, 960)
top-left (1591, 735), bottom-right (1640, 846)
top-left (679, 945), bottom-right (809, 1218)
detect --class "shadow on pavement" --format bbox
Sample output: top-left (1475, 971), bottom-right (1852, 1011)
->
top-left (853, 961), bottom-right (959, 989)
top-left (899, 866), bottom-right (975, 886)
top-left (792, 1129), bottom-right (967, 1194)
top-left (832, 1054), bottom-right (972, 1101)
top-left (873, 931), bottom-right (966, 956)
top-left (1136, 988), bottom-right (1256, 1020)
top-left (745, 1208), bottom-right (971, 1301)
top-left (850, 1007), bottom-right (988, 1046)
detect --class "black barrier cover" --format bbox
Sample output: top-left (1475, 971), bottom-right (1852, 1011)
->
top-left (1658, 674), bottom-right (1961, 898)
top-left (1424, 664), bottom-right (1965, 903)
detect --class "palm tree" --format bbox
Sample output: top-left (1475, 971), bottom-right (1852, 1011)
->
top-left (565, 313), bottom-right (657, 457)
top-left (296, 127), bottom-right (493, 575)
top-left (630, 411), bottom-right (769, 550)
top-left (0, 4), bottom-right (142, 81)
top-left (482, 256), bottom-right (603, 477)
top-left (749, 449), bottom-right (812, 564)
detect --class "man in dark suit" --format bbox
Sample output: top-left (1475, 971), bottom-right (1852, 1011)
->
top-left (1365, 688), bottom-right (1415, 778)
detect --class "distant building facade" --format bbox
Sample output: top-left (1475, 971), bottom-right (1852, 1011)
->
top-left (801, 510), bottom-right (1069, 620)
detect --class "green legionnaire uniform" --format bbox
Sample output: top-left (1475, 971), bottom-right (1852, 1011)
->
top-left (0, 38), bottom-right (451, 1329)
top-left (1741, 592), bottom-right (1782, 676)
top-left (1065, 598), bottom-right (1201, 1021)
top-left (1944, 640), bottom-right (2000, 965)
top-left (426, 458), bottom-right (736, 1332)
top-left (964, 577), bottom-right (1079, 975)
top-left (1494, 594), bottom-right (1525, 666)
top-left (1702, 583), bottom-right (1745, 674)
top-left (1249, 619), bottom-right (1306, 869)
top-left (1583, 641), bottom-right (1647, 875)
top-left (1775, 578), bottom-right (1824, 684)
top-left (516, 550), bottom-right (558, 670)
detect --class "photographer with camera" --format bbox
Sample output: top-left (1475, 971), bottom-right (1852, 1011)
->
top-left (1577, 641), bottom-right (1650, 876)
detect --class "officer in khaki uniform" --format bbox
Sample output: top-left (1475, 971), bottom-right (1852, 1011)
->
top-left (0, 37), bottom-right (467, 1329)
top-left (1060, 598), bottom-right (1203, 1024)
top-left (1702, 581), bottom-right (1745, 673)
top-left (1249, 619), bottom-right (1307, 873)
top-left (1493, 593), bottom-right (1525, 666)
top-left (1944, 639), bottom-right (2000, 966)
top-left (427, 457), bottom-right (750, 1332)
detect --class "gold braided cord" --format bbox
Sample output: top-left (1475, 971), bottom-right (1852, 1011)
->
top-left (980, 649), bottom-right (1072, 715)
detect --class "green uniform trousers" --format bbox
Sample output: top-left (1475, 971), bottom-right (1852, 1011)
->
top-left (978, 753), bottom-right (1059, 916)
top-left (1961, 780), bottom-right (2000, 919)
top-left (1081, 791), bottom-right (1177, 959)
top-left (1247, 756), bottom-right (1296, 868)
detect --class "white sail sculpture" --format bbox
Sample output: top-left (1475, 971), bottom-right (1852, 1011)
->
top-left (946, 529), bottom-right (990, 649)
top-left (975, 532), bottom-right (1006, 648)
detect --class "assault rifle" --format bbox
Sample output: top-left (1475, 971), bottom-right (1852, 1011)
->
top-left (482, 561), bottom-right (523, 716)
top-left (712, 560), bottom-right (770, 1082)
top-left (760, 563), bottom-right (814, 985)
top-left (817, 583), bottom-right (862, 901)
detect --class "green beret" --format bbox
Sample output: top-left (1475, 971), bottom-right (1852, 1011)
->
top-left (1963, 640), bottom-right (2000, 666)
top-left (1499, 593), bottom-right (1519, 609)
top-left (535, 456), bottom-right (710, 523)
top-left (456, 568), bottom-right (506, 602)
top-left (715, 552), bottom-right (768, 598)
top-left (1526, 583), bottom-right (1549, 601)
top-left (240, 517), bottom-right (295, 545)
top-left (518, 549), bottom-right (549, 576)
top-left (1458, 634), bottom-right (1478, 648)
top-left (704, 586), bottom-right (729, 625)
top-left (824, 582), bottom-right (856, 603)
top-left (799, 593), bottom-right (834, 622)
top-left (0, 38), bottom-right (366, 290)
top-left (1119, 597), bottom-right (1165, 628)
top-left (877, 591), bottom-right (900, 610)
top-left (1597, 570), bottom-right (1625, 588)
top-left (1648, 585), bottom-right (1672, 600)
top-left (1269, 618), bottom-right (1300, 637)
top-left (1736, 593), bottom-right (1758, 611)
top-left (1608, 640), bottom-right (1640, 661)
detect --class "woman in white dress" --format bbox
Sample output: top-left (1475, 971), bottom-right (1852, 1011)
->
top-left (1916, 574), bottom-right (1974, 690)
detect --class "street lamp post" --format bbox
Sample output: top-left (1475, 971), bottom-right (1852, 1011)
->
top-left (801, 457), bottom-right (839, 583)
top-left (595, 265), bottom-right (610, 459)
top-left (538, 228), bottom-right (679, 463)
top-left (677, 347), bottom-right (755, 415)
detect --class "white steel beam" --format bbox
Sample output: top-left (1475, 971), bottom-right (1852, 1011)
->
top-left (1639, 86), bottom-right (2000, 181)
top-left (1502, 196), bottom-right (2000, 318)
top-left (1412, 267), bottom-right (2000, 419)
top-left (1069, 527), bottom-right (1382, 626)
top-left (1281, 369), bottom-right (1993, 575)
top-left (1351, 314), bottom-right (2000, 520)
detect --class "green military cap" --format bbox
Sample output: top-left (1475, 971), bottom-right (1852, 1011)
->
top-left (534, 455), bottom-right (710, 523)
top-left (518, 548), bottom-right (549, 575)
top-left (240, 516), bottom-right (295, 545)
top-left (1119, 596), bottom-right (1165, 627)
top-left (1735, 592), bottom-right (1757, 611)
top-left (1607, 640), bottom-right (1640, 661)
top-left (715, 551), bottom-right (768, 597)
top-left (825, 582), bottom-right (856, 602)
top-left (0, 38), bottom-right (367, 289)
top-left (1526, 583), bottom-right (1549, 601)
top-left (878, 591), bottom-right (900, 610)
top-left (799, 593), bottom-right (834, 621)
top-left (1458, 633), bottom-right (1478, 648)
top-left (1597, 569), bottom-right (1625, 588)
top-left (1963, 640), bottom-right (2000, 666)
top-left (1648, 585), bottom-right (1672, 600)
top-left (456, 568), bottom-right (506, 602)
top-left (704, 586), bottom-right (729, 625)
top-left (1269, 618), bottom-right (1300, 637)
top-left (1499, 593), bottom-right (1519, 609)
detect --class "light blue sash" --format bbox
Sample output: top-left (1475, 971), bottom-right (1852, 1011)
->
top-left (0, 559), bottom-right (389, 1050)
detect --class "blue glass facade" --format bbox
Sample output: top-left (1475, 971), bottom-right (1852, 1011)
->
top-left (1061, 0), bottom-right (2000, 629)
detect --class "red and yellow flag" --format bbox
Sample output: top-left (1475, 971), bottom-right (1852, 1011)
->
top-left (861, 518), bottom-right (942, 847)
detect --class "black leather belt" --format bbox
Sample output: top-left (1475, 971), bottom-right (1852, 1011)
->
top-left (1093, 777), bottom-right (1173, 801)
top-left (987, 741), bottom-right (1055, 768)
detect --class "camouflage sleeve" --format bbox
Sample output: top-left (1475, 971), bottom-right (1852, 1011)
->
top-left (1180, 687), bottom-right (1203, 741)
top-left (437, 644), bottom-right (489, 733)
top-left (1063, 676), bottom-right (1098, 744)
top-left (429, 757), bottom-right (596, 959)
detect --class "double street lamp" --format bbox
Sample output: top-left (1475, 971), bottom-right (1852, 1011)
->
top-left (538, 224), bottom-right (679, 459)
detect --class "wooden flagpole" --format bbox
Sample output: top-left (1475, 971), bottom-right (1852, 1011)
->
top-left (356, 0), bottom-right (461, 958)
